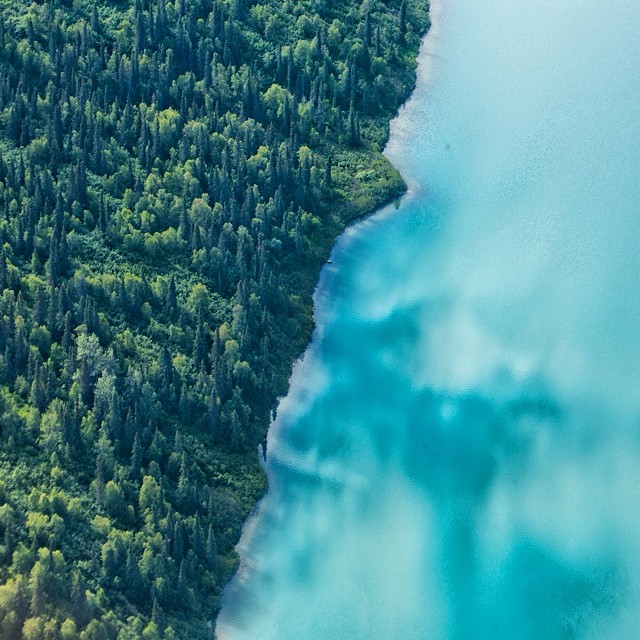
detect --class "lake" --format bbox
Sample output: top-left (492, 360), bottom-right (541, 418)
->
top-left (216, 1), bottom-right (640, 637)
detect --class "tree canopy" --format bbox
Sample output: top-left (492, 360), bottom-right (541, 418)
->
top-left (0, 0), bottom-right (429, 636)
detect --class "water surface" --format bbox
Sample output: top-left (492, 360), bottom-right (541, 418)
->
top-left (216, 1), bottom-right (640, 637)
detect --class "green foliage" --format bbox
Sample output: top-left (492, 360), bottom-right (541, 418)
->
top-left (0, 0), bottom-right (429, 636)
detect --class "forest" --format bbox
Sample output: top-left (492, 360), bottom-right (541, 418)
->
top-left (0, 0), bottom-right (429, 637)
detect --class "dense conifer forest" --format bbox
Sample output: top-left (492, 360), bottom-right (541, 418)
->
top-left (0, 0), bottom-right (429, 636)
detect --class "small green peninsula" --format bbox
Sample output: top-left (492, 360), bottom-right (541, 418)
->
top-left (0, 0), bottom-right (429, 637)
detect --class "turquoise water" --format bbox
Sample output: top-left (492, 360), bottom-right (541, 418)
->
top-left (216, 1), bottom-right (640, 638)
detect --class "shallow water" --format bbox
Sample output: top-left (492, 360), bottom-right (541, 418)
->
top-left (216, 1), bottom-right (640, 638)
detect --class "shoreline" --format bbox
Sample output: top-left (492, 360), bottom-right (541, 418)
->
top-left (386, 0), bottom-right (444, 200)
top-left (215, 3), bottom-right (441, 635)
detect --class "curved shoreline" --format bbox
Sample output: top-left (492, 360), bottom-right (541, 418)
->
top-left (220, 0), bottom-right (640, 636)
top-left (386, 0), bottom-right (444, 193)
top-left (215, 4), bottom-right (441, 635)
